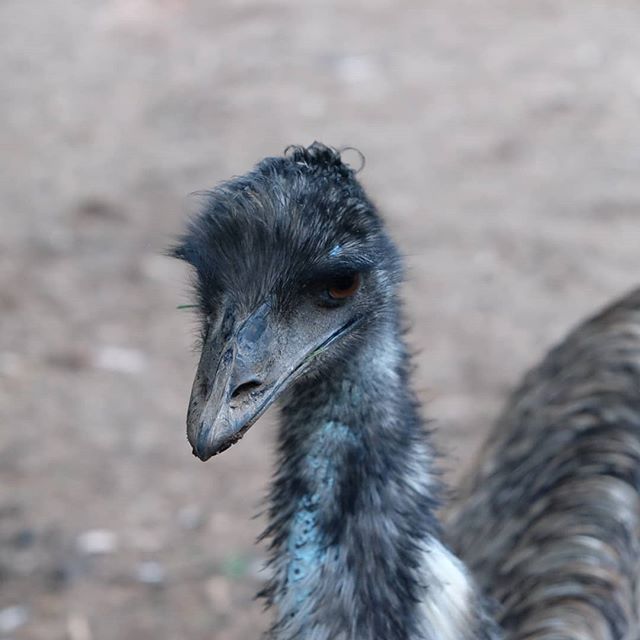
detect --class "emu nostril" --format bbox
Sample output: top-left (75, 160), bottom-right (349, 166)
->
top-left (230, 379), bottom-right (262, 400)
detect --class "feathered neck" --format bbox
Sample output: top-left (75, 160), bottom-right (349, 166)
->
top-left (260, 319), bottom-right (500, 640)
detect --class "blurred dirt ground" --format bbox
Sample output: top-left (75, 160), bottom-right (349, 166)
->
top-left (1, 1), bottom-right (640, 638)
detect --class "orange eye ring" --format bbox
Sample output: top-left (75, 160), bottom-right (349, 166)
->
top-left (328, 272), bottom-right (361, 300)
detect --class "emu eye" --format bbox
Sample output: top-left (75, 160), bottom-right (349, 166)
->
top-left (327, 272), bottom-right (361, 300)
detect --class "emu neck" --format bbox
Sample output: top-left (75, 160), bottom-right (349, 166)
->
top-left (262, 325), bottom-right (497, 640)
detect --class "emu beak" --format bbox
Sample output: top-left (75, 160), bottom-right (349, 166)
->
top-left (187, 301), bottom-right (327, 461)
top-left (187, 301), bottom-right (278, 460)
top-left (187, 301), bottom-right (361, 461)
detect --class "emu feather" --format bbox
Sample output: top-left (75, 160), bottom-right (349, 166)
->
top-left (173, 142), bottom-right (640, 640)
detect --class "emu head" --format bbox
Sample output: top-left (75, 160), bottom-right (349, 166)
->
top-left (173, 143), bottom-right (401, 460)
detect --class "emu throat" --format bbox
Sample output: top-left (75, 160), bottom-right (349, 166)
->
top-left (285, 421), bottom-right (357, 608)
top-left (261, 335), bottom-right (485, 640)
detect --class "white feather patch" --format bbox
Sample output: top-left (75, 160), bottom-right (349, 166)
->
top-left (418, 538), bottom-right (474, 640)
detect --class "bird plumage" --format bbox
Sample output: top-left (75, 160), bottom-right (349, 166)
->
top-left (448, 289), bottom-right (640, 640)
top-left (172, 142), bottom-right (640, 640)
top-left (258, 312), bottom-right (497, 639)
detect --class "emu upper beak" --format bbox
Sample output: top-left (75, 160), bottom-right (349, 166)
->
top-left (187, 302), bottom-right (353, 461)
top-left (187, 302), bottom-right (277, 460)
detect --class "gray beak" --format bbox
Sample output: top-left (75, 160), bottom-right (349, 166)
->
top-left (188, 302), bottom-right (279, 460)
top-left (187, 298), bottom-right (362, 461)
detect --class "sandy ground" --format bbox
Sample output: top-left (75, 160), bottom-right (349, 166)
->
top-left (1, 1), bottom-right (640, 638)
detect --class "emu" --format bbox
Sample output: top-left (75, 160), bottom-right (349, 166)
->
top-left (172, 142), bottom-right (640, 639)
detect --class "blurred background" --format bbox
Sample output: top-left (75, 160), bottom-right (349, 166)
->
top-left (1, 1), bottom-right (639, 638)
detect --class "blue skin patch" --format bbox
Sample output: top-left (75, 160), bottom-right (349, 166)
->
top-left (285, 421), bottom-right (355, 606)
top-left (286, 497), bottom-right (322, 595)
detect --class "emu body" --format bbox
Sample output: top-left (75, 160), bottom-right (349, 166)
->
top-left (449, 292), bottom-right (640, 640)
top-left (173, 143), bottom-right (640, 639)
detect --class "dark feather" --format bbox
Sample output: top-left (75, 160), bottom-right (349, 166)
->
top-left (449, 289), bottom-right (640, 640)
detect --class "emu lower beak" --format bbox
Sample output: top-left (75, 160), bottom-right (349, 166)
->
top-left (188, 365), bottom-right (278, 461)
